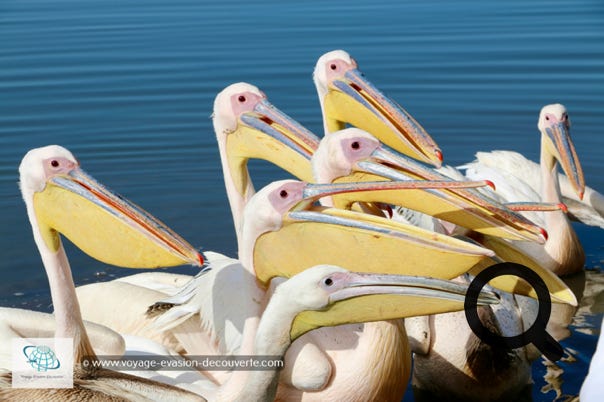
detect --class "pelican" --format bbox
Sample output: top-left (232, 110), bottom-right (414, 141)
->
top-left (0, 145), bottom-right (204, 401)
top-left (151, 178), bottom-right (498, 401)
top-left (580, 317), bottom-right (604, 401)
top-left (461, 104), bottom-right (586, 276)
top-left (144, 262), bottom-right (497, 401)
top-left (219, 264), bottom-right (498, 401)
top-left (313, 50), bottom-right (442, 166)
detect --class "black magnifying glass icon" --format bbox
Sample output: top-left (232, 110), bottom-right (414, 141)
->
top-left (464, 262), bottom-right (564, 362)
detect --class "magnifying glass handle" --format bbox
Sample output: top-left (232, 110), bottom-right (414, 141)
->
top-left (535, 332), bottom-right (564, 362)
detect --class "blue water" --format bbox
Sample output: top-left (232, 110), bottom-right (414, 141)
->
top-left (1, 0), bottom-right (602, 400)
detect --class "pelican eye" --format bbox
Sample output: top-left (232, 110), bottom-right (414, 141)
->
top-left (238, 95), bottom-right (246, 102)
top-left (50, 160), bottom-right (59, 168)
top-left (351, 141), bottom-right (360, 150)
top-left (279, 190), bottom-right (288, 198)
top-left (330, 63), bottom-right (337, 71)
top-left (545, 116), bottom-right (550, 121)
top-left (324, 277), bottom-right (333, 286)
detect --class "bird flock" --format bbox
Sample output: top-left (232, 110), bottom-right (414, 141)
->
top-left (1, 49), bottom-right (603, 402)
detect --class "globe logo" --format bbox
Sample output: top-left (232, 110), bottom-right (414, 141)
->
top-left (23, 345), bottom-right (61, 372)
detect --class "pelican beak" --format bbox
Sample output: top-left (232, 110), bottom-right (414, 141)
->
top-left (334, 144), bottom-right (548, 243)
top-left (543, 122), bottom-right (585, 200)
top-left (470, 237), bottom-right (578, 306)
top-left (32, 168), bottom-right (203, 268)
top-left (323, 68), bottom-right (442, 167)
top-left (253, 181), bottom-right (496, 285)
top-left (227, 98), bottom-right (320, 189)
top-left (290, 271), bottom-right (499, 340)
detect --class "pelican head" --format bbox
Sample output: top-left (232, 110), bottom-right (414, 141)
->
top-left (313, 50), bottom-right (443, 167)
top-left (273, 264), bottom-right (499, 340)
top-left (213, 83), bottom-right (320, 186)
top-left (19, 145), bottom-right (203, 268)
top-left (242, 179), bottom-right (495, 285)
top-left (537, 104), bottom-right (585, 199)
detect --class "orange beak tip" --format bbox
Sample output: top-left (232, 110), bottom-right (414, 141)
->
top-left (579, 191), bottom-right (585, 201)
top-left (485, 180), bottom-right (496, 191)
top-left (558, 203), bottom-right (568, 213)
top-left (540, 228), bottom-right (549, 242)
top-left (431, 149), bottom-right (443, 168)
top-left (197, 252), bottom-right (205, 266)
top-left (435, 149), bottom-right (443, 162)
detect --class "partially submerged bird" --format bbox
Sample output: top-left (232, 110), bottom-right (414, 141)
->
top-left (1, 145), bottom-right (205, 401)
top-left (406, 281), bottom-right (541, 402)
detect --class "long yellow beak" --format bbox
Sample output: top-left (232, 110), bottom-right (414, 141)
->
top-left (543, 122), bottom-right (585, 199)
top-left (322, 68), bottom-right (443, 167)
top-left (33, 168), bottom-right (203, 268)
top-left (290, 267), bottom-right (499, 340)
top-left (469, 236), bottom-right (577, 306)
top-left (226, 97), bottom-right (320, 193)
top-left (338, 145), bottom-right (548, 243)
top-left (252, 181), bottom-right (495, 285)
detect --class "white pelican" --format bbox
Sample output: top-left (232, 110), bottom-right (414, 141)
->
top-left (0, 145), bottom-right (205, 401)
top-left (146, 262), bottom-right (497, 401)
top-left (152, 179), bottom-right (498, 401)
top-left (580, 317), bottom-right (604, 401)
top-left (313, 50), bottom-right (443, 167)
top-left (461, 104), bottom-right (586, 276)
top-left (219, 264), bottom-right (498, 401)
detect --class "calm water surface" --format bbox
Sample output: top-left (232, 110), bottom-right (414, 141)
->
top-left (1, 1), bottom-right (602, 401)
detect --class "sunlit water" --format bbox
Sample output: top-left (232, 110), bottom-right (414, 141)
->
top-left (1, 1), bottom-right (602, 400)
